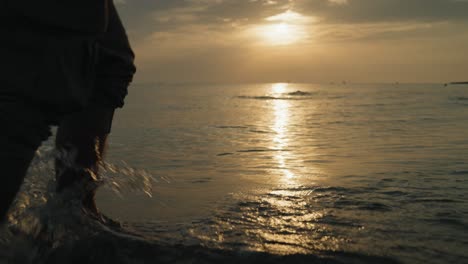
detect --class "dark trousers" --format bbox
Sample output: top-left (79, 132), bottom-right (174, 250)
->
top-left (0, 2), bottom-right (135, 222)
top-left (0, 100), bottom-right (52, 220)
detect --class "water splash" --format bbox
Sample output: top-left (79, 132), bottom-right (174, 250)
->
top-left (0, 144), bottom-right (165, 263)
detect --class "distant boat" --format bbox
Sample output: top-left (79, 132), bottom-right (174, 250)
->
top-left (450, 82), bottom-right (468, 85)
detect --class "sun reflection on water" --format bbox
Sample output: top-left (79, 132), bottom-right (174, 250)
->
top-left (272, 83), bottom-right (288, 94)
top-left (271, 83), bottom-right (295, 181)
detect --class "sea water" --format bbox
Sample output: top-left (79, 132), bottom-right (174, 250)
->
top-left (4, 83), bottom-right (468, 263)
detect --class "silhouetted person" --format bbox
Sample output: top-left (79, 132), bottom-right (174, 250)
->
top-left (0, 0), bottom-right (136, 222)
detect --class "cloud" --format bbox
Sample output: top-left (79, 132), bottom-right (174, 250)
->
top-left (114, 0), bottom-right (468, 83)
top-left (327, 0), bottom-right (348, 5)
top-left (116, 0), bottom-right (293, 38)
top-left (116, 0), bottom-right (468, 43)
top-left (294, 0), bottom-right (468, 24)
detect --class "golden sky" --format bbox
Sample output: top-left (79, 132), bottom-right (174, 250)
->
top-left (116, 0), bottom-right (468, 83)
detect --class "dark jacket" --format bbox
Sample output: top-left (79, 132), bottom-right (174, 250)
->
top-left (0, 1), bottom-right (110, 116)
top-left (93, 1), bottom-right (136, 108)
top-left (1, 0), bottom-right (109, 34)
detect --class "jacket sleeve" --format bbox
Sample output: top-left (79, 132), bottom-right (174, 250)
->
top-left (92, 1), bottom-right (136, 108)
top-left (4, 0), bottom-right (109, 34)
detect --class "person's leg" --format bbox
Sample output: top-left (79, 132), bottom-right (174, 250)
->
top-left (55, 104), bottom-right (114, 215)
top-left (0, 99), bottom-right (52, 222)
top-left (54, 0), bottom-right (135, 215)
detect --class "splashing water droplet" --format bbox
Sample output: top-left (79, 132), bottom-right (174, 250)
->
top-left (4, 143), bottom-right (167, 243)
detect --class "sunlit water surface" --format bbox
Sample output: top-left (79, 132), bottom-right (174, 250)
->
top-left (9, 83), bottom-right (468, 263)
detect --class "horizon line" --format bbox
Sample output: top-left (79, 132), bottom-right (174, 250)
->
top-left (130, 81), bottom-right (465, 86)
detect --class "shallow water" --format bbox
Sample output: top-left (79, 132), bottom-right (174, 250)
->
top-left (5, 83), bottom-right (468, 263)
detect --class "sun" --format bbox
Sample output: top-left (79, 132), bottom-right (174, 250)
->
top-left (272, 83), bottom-right (288, 93)
top-left (250, 10), bottom-right (311, 46)
top-left (259, 23), bottom-right (303, 45)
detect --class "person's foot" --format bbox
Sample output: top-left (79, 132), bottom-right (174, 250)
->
top-left (55, 166), bottom-right (101, 217)
top-left (82, 191), bottom-right (99, 216)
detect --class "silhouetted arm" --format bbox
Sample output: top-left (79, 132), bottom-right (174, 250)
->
top-left (93, 1), bottom-right (136, 108)
top-left (4, 0), bottom-right (109, 34)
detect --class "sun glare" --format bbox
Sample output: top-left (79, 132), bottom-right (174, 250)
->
top-left (251, 10), bottom-right (311, 46)
top-left (272, 83), bottom-right (288, 93)
top-left (260, 23), bottom-right (302, 45)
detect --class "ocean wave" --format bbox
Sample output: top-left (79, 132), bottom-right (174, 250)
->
top-left (0, 195), bottom-right (399, 264)
top-left (236, 91), bottom-right (315, 100)
top-left (451, 170), bottom-right (468, 175)
top-left (286, 90), bottom-right (315, 96)
top-left (237, 148), bottom-right (290, 153)
top-left (215, 126), bottom-right (249, 129)
top-left (451, 96), bottom-right (468, 105)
